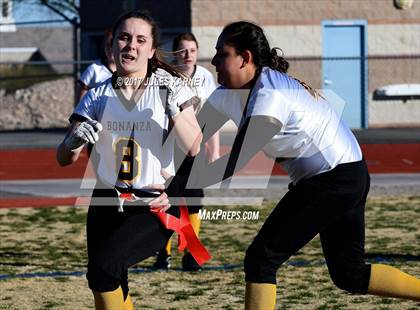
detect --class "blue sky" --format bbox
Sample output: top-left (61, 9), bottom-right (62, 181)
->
top-left (12, 1), bottom-right (77, 26)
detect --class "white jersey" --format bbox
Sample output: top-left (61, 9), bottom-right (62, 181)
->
top-left (72, 69), bottom-right (195, 189)
top-left (79, 59), bottom-right (113, 89)
top-left (208, 67), bottom-right (362, 183)
top-left (192, 65), bottom-right (217, 113)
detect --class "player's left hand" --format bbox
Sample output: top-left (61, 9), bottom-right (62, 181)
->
top-left (149, 193), bottom-right (170, 212)
top-left (166, 85), bottom-right (182, 117)
top-left (147, 169), bottom-right (173, 212)
top-left (154, 69), bottom-right (181, 117)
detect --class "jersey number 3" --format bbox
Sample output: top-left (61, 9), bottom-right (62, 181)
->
top-left (114, 138), bottom-right (141, 183)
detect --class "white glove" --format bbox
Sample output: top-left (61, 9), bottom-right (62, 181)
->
top-left (166, 84), bottom-right (183, 117)
top-left (64, 120), bottom-right (103, 150)
top-left (155, 68), bottom-right (182, 117)
top-left (164, 82), bottom-right (199, 117)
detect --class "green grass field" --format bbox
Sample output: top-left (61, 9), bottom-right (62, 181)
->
top-left (0, 196), bottom-right (419, 309)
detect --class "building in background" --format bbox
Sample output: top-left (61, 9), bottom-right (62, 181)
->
top-left (190, 0), bottom-right (419, 128)
top-left (3, 0), bottom-right (417, 128)
top-left (0, 0), bottom-right (72, 73)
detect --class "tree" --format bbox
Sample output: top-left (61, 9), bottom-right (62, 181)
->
top-left (39, 0), bottom-right (79, 24)
top-left (13, 0), bottom-right (80, 23)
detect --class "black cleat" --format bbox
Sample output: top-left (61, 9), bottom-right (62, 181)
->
top-left (182, 252), bottom-right (202, 271)
top-left (153, 251), bottom-right (171, 270)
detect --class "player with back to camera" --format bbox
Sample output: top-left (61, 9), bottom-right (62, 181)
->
top-left (57, 10), bottom-right (204, 310)
top-left (154, 32), bottom-right (220, 271)
top-left (151, 21), bottom-right (420, 309)
top-left (78, 30), bottom-right (116, 100)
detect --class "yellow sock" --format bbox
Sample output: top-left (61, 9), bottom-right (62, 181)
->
top-left (245, 282), bottom-right (276, 310)
top-left (189, 213), bottom-right (201, 236)
top-left (123, 294), bottom-right (133, 310)
top-left (93, 286), bottom-right (124, 310)
top-left (368, 264), bottom-right (420, 301)
top-left (165, 238), bottom-right (172, 256)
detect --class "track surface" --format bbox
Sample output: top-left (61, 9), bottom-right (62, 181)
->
top-left (1, 129), bottom-right (419, 208)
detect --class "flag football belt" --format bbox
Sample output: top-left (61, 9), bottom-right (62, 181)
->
top-left (114, 186), bottom-right (211, 266)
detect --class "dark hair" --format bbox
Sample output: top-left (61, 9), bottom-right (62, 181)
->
top-left (111, 10), bottom-right (183, 78)
top-left (221, 21), bottom-right (321, 99)
top-left (221, 21), bottom-right (289, 73)
top-left (99, 30), bottom-right (113, 66)
top-left (172, 32), bottom-right (199, 52)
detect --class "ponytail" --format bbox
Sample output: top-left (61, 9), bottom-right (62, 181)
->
top-left (269, 48), bottom-right (289, 73)
top-left (269, 45), bottom-right (322, 99)
top-left (222, 21), bottom-right (322, 100)
top-left (149, 50), bottom-right (185, 79)
top-left (292, 77), bottom-right (323, 100)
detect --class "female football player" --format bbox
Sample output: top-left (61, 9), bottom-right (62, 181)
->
top-left (152, 21), bottom-right (420, 308)
top-left (154, 32), bottom-right (219, 271)
top-left (173, 32), bottom-right (219, 162)
top-left (78, 30), bottom-right (116, 100)
top-left (57, 10), bottom-right (203, 310)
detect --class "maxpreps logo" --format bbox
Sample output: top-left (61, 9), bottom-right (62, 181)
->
top-left (198, 209), bottom-right (259, 221)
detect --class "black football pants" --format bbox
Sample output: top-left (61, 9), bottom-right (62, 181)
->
top-left (244, 160), bottom-right (372, 294)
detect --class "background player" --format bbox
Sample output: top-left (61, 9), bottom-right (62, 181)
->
top-left (78, 30), bottom-right (116, 101)
top-left (152, 21), bottom-right (420, 309)
top-left (57, 10), bottom-right (202, 310)
top-left (154, 32), bottom-right (219, 271)
top-left (173, 32), bottom-right (220, 162)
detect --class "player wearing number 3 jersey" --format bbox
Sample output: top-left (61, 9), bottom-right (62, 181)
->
top-left (57, 11), bottom-right (205, 310)
top-left (70, 68), bottom-right (193, 191)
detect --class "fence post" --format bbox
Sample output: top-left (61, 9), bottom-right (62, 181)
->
top-left (72, 17), bottom-right (80, 107)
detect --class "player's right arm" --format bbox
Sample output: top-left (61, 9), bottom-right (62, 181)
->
top-left (58, 85), bottom-right (102, 166)
top-left (57, 121), bottom-right (83, 166)
top-left (77, 83), bottom-right (89, 102)
top-left (56, 119), bottom-right (103, 166)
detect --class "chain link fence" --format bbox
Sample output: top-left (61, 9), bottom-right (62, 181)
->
top-left (1, 25), bottom-right (419, 131)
